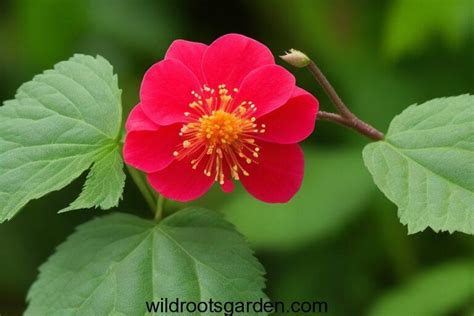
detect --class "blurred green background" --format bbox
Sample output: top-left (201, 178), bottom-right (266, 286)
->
top-left (0, 0), bottom-right (473, 315)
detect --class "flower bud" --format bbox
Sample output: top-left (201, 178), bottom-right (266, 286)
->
top-left (280, 49), bottom-right (310, 68)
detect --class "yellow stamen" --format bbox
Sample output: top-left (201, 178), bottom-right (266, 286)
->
top-left (174, 84), bottom-right (266, 184)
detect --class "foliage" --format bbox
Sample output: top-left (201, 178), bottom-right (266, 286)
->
top-left (0, 54), bottom-right (125, 222)
top-left (363, 95), bottom-right (474, 234)
top-left (26, 208), bottom-right (267, 315)
top-left (0, 1), bottom-right (472, 315)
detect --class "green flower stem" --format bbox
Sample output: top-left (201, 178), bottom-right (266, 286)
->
top-left (126, 165), bottom-right (156, 214)
top-left (155, 194), bottom-right (165, 222)
top-left (306, 60), bottom-right (384, 141)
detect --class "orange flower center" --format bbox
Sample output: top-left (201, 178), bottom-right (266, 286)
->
top-left (173, 84), bottom-right (265, 184)
top-left (199, 110), bottom-right (243, 146)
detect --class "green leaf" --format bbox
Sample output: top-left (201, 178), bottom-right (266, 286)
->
top-left (224, 147), bottom-right (374, 250)
top-left (363, 95), bottom-right (474, 234)
top-left (0, 54), bottom-right (125, 222)
top-left (60, 147), bottom-right (125, 212)
top-left (26, 208), bottom-right (267, 315)
top-left (368, 260), bottom-right (474, 316)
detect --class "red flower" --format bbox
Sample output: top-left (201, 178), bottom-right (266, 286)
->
top-left (124, 34), bottom-right (319, 203)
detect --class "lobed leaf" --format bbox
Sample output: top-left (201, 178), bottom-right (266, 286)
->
top-left (60, 147), bottom-right (126, 212)
top-left (363, 95), bottom-right (474, 234)
top-left (0, 54), bottom-right (125, 221)
top-left (26, 208), bottom-right (267, 315)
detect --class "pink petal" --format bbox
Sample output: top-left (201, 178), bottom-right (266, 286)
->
top-left (220, 180), bottom-right (235, 193)
top-left (165, 39), bottom-right (207, 83)
top-left (202, 33), bottom-right (274, 89)
top-left (234, 65), bottom-right (295, 118)
top-left (125, 103), bottom-right (160, 132)
top-left (123, 124), bottom-right (181, 173)
top-left (256, 87), bottom-right (319, 144)
top-left (241, 142), bottom-right (304, 203)
top-left (140, 59), bottom-right (201, 125)
top-left (220, 167), bottom-right (235, 193)
top-left (147, 158), bottom-right (214, 202)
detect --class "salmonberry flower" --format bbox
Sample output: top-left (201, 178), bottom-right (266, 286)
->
top-left (124, 34), bottom-right (319, 203)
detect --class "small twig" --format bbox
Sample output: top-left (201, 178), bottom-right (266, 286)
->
top-left (316, 111), bottom-right (348, 125)
top-left (317, 111), bottom-right (384, 141)
top-left (306, 60), bottom-right (384, 141)
top-left (307, 61), bottom-right (353, 118)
